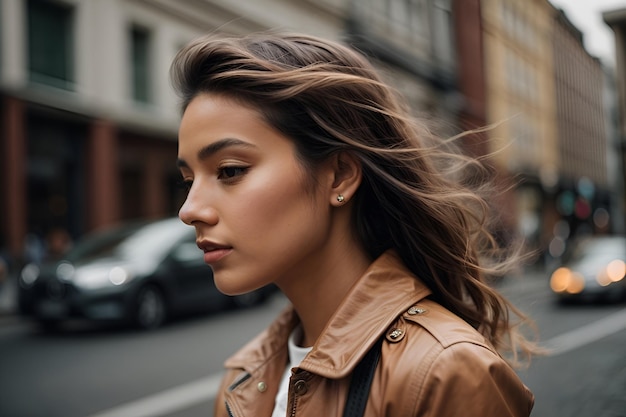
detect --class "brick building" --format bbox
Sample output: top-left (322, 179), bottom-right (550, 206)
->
top-left (1, 0), bottom-right (459, 266)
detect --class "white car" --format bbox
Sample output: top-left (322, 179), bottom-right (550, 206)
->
top-left (549, 235), bottom-right (626, 303)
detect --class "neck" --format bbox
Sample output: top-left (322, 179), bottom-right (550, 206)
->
top-left (278, 237), bottom-right (372, 348)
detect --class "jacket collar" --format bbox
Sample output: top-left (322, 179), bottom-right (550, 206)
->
top-left (224, 250), bottom-right (431, 379)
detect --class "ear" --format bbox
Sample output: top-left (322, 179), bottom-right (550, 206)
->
top-left (328, 151), bottom-right (362, 206)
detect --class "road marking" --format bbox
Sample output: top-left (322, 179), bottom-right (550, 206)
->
top-left (86, 307), bottom-right (626, 417)
top-left (542, 307), bottom-right (626, 356)
top-left (85, 372), bottom-right (223, 417)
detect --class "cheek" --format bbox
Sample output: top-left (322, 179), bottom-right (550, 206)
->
top-left (233, 163), bottom-right (320, 240)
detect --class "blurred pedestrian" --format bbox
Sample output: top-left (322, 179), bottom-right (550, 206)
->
top-left (171, 32), bottom-right (536, 417)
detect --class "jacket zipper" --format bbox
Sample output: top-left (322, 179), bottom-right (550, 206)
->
top-left (225, 371), bottom-right (251, 417)
top-left (226, 401), bottom-right (235, 417)
top-left (289, 395), bottom-right (298, 417)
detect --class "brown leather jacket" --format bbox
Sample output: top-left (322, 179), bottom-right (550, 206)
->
top-left (215, 251), bottom-right (534, 417)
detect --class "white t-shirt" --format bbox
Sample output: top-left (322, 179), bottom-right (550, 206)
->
top-left (271, 325), bottom-right (312, 417)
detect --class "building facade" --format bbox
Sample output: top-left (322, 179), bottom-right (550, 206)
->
top-left (481, 0), bottom-right (559, 251)
top-left (480, 0), bottom-right (614, 260)
top-left (604, 8), bottom-right (626, 234)
top-left (0, 0), bottom-right (458, 266)
top-left (552, 7), bottom-right (611, 242)
top-left (453, 0), bottom-right (489, 157)
top-left (0, 0), bottom-right (616, 269)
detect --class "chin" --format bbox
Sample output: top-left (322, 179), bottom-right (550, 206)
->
top-left (213, 267), bottom-right (274, 296)
top-left (214, 276), bottom-right (259, 297)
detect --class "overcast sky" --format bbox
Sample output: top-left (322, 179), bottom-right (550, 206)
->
top-left (549, 0), bottom-right (625, 67)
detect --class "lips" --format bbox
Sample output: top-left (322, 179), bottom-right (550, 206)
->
top-left (197, 240), bottom-right (233, 264)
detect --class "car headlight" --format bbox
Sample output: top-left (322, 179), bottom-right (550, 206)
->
top-left (550, 267), bottom-right (585, 294)
top-left (597, 259), bottom-right (626, 286)
top-left (74, 266), bottom-right (134, 289)
top-left (19, 263), bottom-right (40, 288)
top-left (56, 262), bottom-right (75, 281)
top-left (108, 266), bottom-right (130, 285)
top-left (606, 259), bottom-right (625, 282)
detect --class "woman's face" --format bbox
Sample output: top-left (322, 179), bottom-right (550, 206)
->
top-left (177, 93), bottom-right (333, 296)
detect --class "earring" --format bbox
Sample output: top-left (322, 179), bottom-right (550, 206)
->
top-left (337, 194), bottom-right (345, 203)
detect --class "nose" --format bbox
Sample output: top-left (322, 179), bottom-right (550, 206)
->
top-left (178, 182), bottom-right (219, 226)
top-left (178, 199), bottom-right (195, 226)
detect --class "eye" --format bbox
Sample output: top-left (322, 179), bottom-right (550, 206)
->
top-left (217, 166), bottom-right (248, 180)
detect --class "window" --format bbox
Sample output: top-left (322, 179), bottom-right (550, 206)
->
top-left (27, 0), bottom-right (74, 89)
top-left (130, 25), bottom-right (151, 104)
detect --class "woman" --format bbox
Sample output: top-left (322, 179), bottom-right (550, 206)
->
top-left (171, 32), bottom-right (535, 417)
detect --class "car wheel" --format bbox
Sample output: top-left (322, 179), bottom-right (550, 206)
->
top-left (134, 285), bottom-right (166, 330)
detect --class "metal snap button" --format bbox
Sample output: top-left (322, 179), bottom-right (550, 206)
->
top-left (386, 327), bottom-right (405, 342)
top-left (407, 306), bottom-right (427, 315)
top-left (257, 381), bottom-right (267, 392)
top-left (294, 379), bottom-right (308, 395)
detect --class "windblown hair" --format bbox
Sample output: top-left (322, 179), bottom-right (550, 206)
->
top-left (170, 32), bottom-right (537, 365)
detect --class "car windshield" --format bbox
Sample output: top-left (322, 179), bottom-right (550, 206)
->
top-left (65, 219), bottom-right (193, 263)
top-left (115, 220), bottom-right (193, 261)
top-left (65, 222), bottom-right (147, 262)
top-left (566, 237), bottom-right (626, 264)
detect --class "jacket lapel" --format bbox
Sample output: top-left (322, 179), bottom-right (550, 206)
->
top-left (300, 251), bottom-right (431, 378)
top-left (222, 250), bottom-right (432, 386)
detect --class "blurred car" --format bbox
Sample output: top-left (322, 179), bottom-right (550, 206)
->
top-left (549, 235), bottom-right (626, 303)
top-left (17, 217), bottom-right (274, 330)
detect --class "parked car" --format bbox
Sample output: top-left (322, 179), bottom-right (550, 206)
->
top-left (17, 217), bottom-right (274, 330)
top-left (549, 235), bottom-right (626, 303)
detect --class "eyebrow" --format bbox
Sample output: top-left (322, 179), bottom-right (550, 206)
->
top-left (176, 138), bottom-right (256, 168)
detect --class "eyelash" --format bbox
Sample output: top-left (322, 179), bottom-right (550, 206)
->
top-left (217, 166), bottom-right (248, 181)
top-left (177, 166), bottom-right (248, 193)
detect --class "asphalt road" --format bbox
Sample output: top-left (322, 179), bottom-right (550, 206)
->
top-left (495, 271), bottom-right (626, 417)
top-left (0, 270), bottom-right (624, 417)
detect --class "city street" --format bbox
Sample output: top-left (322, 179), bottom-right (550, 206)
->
top-left (0, 269), bottom-right (625, 417)
top-left (495, 271), bottom-right (626, 417)
top-left (0, 1), bottom-right (623, 417)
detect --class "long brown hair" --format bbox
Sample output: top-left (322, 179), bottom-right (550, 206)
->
top-left (170, 32), bottom-right (537, 365)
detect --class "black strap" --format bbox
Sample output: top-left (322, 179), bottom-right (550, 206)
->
top-left (342, 338), bottom-right (383, 417)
